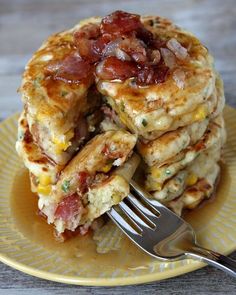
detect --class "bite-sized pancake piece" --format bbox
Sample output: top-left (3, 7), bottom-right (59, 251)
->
top-left (96, 15), bottom-right (216, 139)
top-left (21, 20), bottom-right (102, 165)
top-left (53, 130), bottom-right (137, 202)
top-left (145, 115), bottom-right (226, 191)
top-left (16, 111), bottom-right (63, 194)
top-left (38, 130), bottom-right (137, 233)
top-left (167, 163), bottom-right (220, 216)
top-left (149, 145), bottom-right (221, 203)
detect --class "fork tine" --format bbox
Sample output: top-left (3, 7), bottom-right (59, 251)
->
top-left (119, 201), bottom-right (154, 230)
top-left (127, 193), bottom-right (159, 223)
top-left (130, 180), bottom-right (168, 214)
top-left (130, 180), bottom-right (185, 222)
top-left (107, 207), bottom-right (141, 237)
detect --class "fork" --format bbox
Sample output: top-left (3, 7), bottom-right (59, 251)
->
top-left (107, 179), bottom-right (236, 277)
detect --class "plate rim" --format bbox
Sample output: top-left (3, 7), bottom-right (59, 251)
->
top-left (0, 108), bottom-right (235, 286)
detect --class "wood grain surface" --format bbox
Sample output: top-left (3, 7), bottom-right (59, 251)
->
top-left (0, 0), bottom-right (236, 293)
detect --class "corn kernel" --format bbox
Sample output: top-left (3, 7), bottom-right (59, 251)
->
top-left (186, 173), bottom-right (198, 186)
top-left (194, 105), bottom-right (207, 121)
top-left (145, 180), bottom-right (162, 191)
top-left (154, 182), bottom-right (162, 191)
top-left (100, 163), bottom-right (113, 173)
top-left (39, 174), bottom-right (51, 186)
top-left (37, 184), bottom-right (51, 195)
top-left (150, 166), bottom-right (161, 178)
top-left (53, 136), bottom-right (71, 153)
top-left (112, 194), bottom-right (122, 204)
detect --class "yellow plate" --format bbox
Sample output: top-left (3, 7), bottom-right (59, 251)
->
top-left (0, 106), bottom-right (236, 286)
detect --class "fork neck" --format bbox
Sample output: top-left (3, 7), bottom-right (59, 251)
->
top-left (185, 244), bottom-right (236, 278)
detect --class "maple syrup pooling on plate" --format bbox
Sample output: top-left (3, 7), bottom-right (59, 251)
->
top-left (10, 164), bottom-right (229, 271)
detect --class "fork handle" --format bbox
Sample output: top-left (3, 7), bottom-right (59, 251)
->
top-left (186, 244), bottom-right (236, 277)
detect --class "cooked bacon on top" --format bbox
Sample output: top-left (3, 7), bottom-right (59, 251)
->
top-left (45, 10), bottom-right (188, 87)
top-left (100, 10), bottom-right (142, 36)
top-left (45, 52), bottom-right (93, 83)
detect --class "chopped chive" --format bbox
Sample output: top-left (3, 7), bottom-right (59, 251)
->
top-left (142, 119), bottom-right (148, 127)
top-left (61, 180), bottom-right (70, 193)
top-left (61, 90), bottom-right (68, 97)
top-left (120, 101), bottom-right (125, 112)
top-left (18, 131), bottom-right (24, 141)
top-left (165, 169), bottom-right (171, 175)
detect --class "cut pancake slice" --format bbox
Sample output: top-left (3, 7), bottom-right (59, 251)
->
top-left (144, 115), bottom-right (226, 191)
top-left (16, 111), bottom-right (63, 194)
top-left (21, 21), bottom-right (102, 165)
top-left (38, 130), bottom-right (137, 234)
top-left (149, 145), bottom-right (221, 204)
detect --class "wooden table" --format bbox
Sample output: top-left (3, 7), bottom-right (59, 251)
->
top-left (0, 0), bottom-right (235, 293)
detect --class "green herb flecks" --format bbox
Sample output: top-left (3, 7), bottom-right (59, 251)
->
top-left (61, 90), bottom-right (69, 97)
top-left (165, 169), bottom-right (171, 176)
top-left (61, 180), bottom-right (70, 193)
top-left (120, 101), bottom-right (125, 112)
top-left (18, 131), bottom-right (24, 141)
top-left (142, 119), bottom-right (148, 127)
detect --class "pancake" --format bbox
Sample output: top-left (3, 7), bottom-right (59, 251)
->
top-left (145, 115), bottom-right (226, 191)
top-left (16, 111), bottom-right (63, 193)
top-left (167, 163), bottom-right (220, 216)
top-left (137, 118), bottom-right (209, 167)
top-left (38, 130), bottom-right (137, 233)
top-left (96, 15), bottom-right (216, 139)
top-left (149, 145), bottom-right (221, 203)
top-left (20, 19), bottom-right (102, 165)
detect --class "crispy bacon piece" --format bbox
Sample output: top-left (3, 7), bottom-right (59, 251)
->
top-left (74, 23), bottom-right (100, 40)
top-left (78, 171), bottom-right (91, 194)
top-left (137, 64), bottom-right (169, 85)
top-left (23, 128), bottom-right (33, 143)
top-left (96, 56), bottom-right (137, 80)
top-left (102, 143), bottom-right (123, 159)
top-left (46, 52), bottom-right (93, 83)
top-left (55, 194), bottom-right (83, 221)
top-left (136, 26), bottom-right (154, 46)
top-left (47, 11), bottom-right (174, 86)
top-left (119, 37), bottom-right (147, 63)
top-left (101, 10), bottom-right (142, 36)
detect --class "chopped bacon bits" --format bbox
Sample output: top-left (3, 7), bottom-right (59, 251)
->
top-left (100, 10), bottom-right (142, 36)
top-left (74, 23), bottom-right (100, 40)
top-left (55, 194), bottom-right (83, 221)
top-left (23, 129), bottom-right (33, 143)
top-left (96, 56), bottom-right (138, 80)
top-left (102, 143), bottom-right (123, 159)
top-left (78, 171), bottom-right (91, 194)
top-left (45, 10), bottom-right (189, 86)
top-left (46, 52), bottom-right (92, 83)
top-left (137, 64), bottom-right (169, 85)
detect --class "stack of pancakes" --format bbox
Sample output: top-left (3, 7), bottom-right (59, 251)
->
top-left (98, 16), bottom-right (226, 215)
top-left (16, 12), bottom-right (226, 238)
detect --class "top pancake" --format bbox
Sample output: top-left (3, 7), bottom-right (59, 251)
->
top-left (97, 16), bottom-right (216, 138)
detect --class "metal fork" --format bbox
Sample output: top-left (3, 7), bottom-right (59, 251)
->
top-left (107, 180), bottom-right (236, 277)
